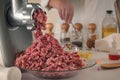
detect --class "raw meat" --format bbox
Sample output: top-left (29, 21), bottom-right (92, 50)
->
top-left (15, 8), bottom-right (84, 71)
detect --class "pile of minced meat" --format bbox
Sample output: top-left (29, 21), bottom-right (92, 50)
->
top-left (15, 9), bottom-right (84, 71)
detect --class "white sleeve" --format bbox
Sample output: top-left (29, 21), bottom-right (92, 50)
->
top-left (40, 0), bottom-right (49, 7)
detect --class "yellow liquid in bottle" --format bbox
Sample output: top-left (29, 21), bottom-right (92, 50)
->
top-left (102, 26), bottom-right (117, 38)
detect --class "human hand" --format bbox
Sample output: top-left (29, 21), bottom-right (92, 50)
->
top-left (49, 0), bottom-right (74, 23)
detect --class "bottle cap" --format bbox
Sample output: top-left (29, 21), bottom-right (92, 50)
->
top-left (88, 23), bottom-right (96, 33)
top-left (61, 23), bottom-right (70, 32)
top-left (46, 23), bottom-right (54, 31)
top-left (74, 23), bottom-right (83, 31)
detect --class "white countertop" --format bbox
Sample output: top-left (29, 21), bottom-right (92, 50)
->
top-left (22, 51), bottom-right (120, 80)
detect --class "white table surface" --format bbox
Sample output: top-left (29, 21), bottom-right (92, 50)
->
top-left (22, 51), bottom-right (120, 80)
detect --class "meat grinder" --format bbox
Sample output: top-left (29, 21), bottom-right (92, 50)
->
top-left (0, 0), bottom-right (44, 67)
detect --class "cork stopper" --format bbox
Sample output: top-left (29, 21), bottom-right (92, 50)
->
top-left (74, 23), bottom-right (83, 31)
top-left (46, 23), bottom-right (54, 31)
top-left (61, 23), bottom-right (70, 32)
top-left (88, 23), bottom-right (96, 33)
top-left (45, 23), bottom-right (54, 35)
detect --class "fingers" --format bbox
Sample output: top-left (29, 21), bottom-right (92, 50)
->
top-left (62, 4), bottom-right (73, 23)
top-left (64, 5), bottom-right (69, 22)
top-left (58, 3), bottom-right (65, 20)
top-left (58, 1), bottom-right (74, 23)
top-left (58, 8), bottom-right (63, 20)
top-left (67, 6), bottom-right (74, 23)
top-left (62, 7), bottom-right (65, 20)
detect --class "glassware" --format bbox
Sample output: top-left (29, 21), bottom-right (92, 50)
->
top-left (71, 23), bottom-right (83, 50)
top-left (102, 10), bottom-right (117, 38)
top-left (60, 23), bottom-right (70, 48)
top-left (86, 23), bottom-right (98, 49)
top-left (109, 37), bottom-right (120, 60)
top-left (20, 59), bottom-right (95, 79)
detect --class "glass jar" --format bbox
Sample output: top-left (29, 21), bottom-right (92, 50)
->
top-left (102, 10), bottom-right (117, 38)
top-left (60, 23), bottom-right (70, 48)
top-left (86, 23), bottom-right (98, 49)
top-left (71, 23), bottom-right (83, 50)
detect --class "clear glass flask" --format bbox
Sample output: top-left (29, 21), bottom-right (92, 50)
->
top-left (102, 10), bottom-right (117, 38)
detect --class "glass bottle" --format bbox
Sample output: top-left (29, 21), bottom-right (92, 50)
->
top-left (87, 23), bottom-right (98, 49)
top-left (109, 37), bottom-right (120, 60)
top-left (102, 10), bottom-right (117, 38)
top-left (71, 23), bottom-right (83, 50)
top-left (60, 23), bottom-right (70, 48)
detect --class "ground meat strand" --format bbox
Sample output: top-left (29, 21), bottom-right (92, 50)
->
top-left (15, 8), bottom-right (84, 71)
top-left (33, 9), bottom-right (47, 39)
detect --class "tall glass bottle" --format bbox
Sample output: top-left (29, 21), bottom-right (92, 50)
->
top-left (102, 10), bottom-right (117, 38)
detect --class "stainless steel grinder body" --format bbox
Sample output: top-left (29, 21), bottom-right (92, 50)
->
top-left (0, 0), bottom-right (43, 67)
